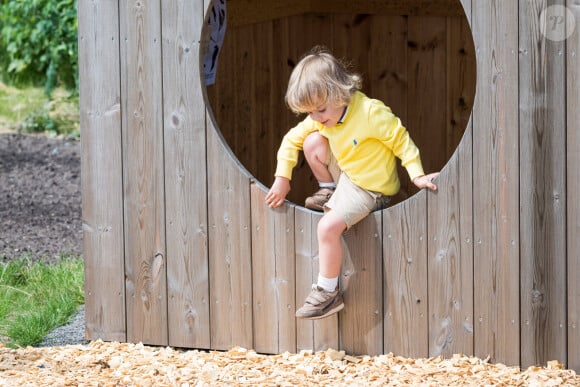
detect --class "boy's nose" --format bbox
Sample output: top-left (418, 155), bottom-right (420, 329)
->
top-left (309, 112), bottom-right (321, 122)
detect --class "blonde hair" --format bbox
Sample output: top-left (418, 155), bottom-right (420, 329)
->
top-left (285, 47), bottom-right (362, 114)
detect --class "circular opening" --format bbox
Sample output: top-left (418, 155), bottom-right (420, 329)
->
top-left (204, 0), bottom-right (476, 207)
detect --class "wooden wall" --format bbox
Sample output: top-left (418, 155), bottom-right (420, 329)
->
top-left (206, 11), bottom-right (476, 206)
top-left (79, 0), bottom-right (580, 371)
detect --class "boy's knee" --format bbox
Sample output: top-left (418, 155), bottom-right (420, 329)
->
top-left (304, 132), bottom-right (327, 156)
top-left (318, 212), bottom-right (347, 238)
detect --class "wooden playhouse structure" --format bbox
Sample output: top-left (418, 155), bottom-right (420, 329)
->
top-left (78, 0), bottom-right (580, 370)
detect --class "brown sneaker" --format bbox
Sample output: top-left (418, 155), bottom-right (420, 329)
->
top-left (304, 187), bottom-right (335, 211)
top-left (295, 285), bottom-right (344, 320)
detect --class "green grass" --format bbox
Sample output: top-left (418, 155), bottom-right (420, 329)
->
top-left (0, 82), bottom-right (46, 129)
top-left (0, 82), bottom-right (79, 137)
top-left (0, 257), bottom-right (84, 348)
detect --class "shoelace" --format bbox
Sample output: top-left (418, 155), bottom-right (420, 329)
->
top-left (305, 285), bottom-right (332, 305)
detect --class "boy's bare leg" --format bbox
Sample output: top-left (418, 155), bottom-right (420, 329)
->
top-left (303, 131), bottom-right (333, 183)
top-left (303, 132), bottom-right (336, 211)
top-left (295, 210), bottom-right (346, 319)
top-left (317, 210), bottom-right (347, 278)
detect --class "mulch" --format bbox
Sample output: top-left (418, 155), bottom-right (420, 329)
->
top-left (1, 342), bottom-right (579, 386)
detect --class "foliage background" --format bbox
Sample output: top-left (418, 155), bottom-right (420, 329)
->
top-left (0, 1), bottom-right (83, 348)
top-left (0, 0), bottom-right (78, 97)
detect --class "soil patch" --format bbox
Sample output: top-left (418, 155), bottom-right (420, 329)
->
top-left (0, 132), bottom-right (82, 263)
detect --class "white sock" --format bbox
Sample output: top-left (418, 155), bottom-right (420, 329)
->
top-left (317, 273), bottom-right (338, 292)
top-left (319, 182), bottom-right (336, 189)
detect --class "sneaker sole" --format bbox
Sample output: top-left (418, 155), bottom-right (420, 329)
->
top-left (296, 301), bottom-right (344, 320)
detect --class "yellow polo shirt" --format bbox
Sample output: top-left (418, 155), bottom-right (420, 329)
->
top-left (275, 91), bottom-right (425, 196)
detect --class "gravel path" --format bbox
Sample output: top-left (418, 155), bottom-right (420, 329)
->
top-left (38, 305), bottom-right (88, 347)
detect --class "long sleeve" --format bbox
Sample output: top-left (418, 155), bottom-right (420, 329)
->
top-left (274, 118), bottom-right (319, 180)
top-left (370, 105), bottom-right (424, 181)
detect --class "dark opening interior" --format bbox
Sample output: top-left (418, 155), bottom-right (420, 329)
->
top-left (205, 0), bottom-right (476, 207)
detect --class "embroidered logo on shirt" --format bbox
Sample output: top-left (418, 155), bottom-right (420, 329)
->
top-left (353, 139), bottom-right (358, 146)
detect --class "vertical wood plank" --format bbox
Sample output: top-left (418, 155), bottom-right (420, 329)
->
top-left (312, 297), bottom-right (341, 351)
top-left (339, 211), bottom-right (383, 356)
top-left (426, 4), bottom-right (475, 358)
top-left (567, 0), bottom-right (580, 372)
top-left (204, 0), bottom-right (253, 351)
top-left (206, 118), bottom-right (254, 350)
top-left (295, 210), bottom-right (340, 352)
top-left (233, 25), bottom-right (260, 181)
top-left (163, 0), bottom-right (210, 349)
top-left (202, 0), bottom-right (256, 334)
top-left (368, 15), bottom-right (408, 125)
top-left (251, 186), bottom-right (296, 354)
top-left (331, 13), bottom-right (372, 86)
top-left (120, 0), bottom-right (167, 346)
top-left (383, 193), bottom-right (429, 358)
top-left (407, 16), bottom-right (448, 177)
top-left (472, 0), bottom-right (520, 366)
top-left (295, 210), bottom-right (315, 350)
top-left (253, 21), bottom-right (275, 191)
top-left (427, 151), bottom-right (474, 357)
top-left (206, 5), bottom-right (236, 160)
top-left (519, 0), bottom-right (567, 368)
top-left (270, 17), bottom-right (292, 184)
top-left (454, 2), bottom-right (475, 356)
top-left (219, 21), bottom-right (273, 188)
top-left (78, 0), bottom-right (126, 342)
top-left (446, 17), bottom-right (476, 158)
top-left (452, 0), bottom-right (475, 357)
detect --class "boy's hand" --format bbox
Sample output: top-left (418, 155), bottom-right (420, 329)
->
top-left (413, 172), bottom-right (439, 191)
top-left (266, 177), bottom-right (291, 208)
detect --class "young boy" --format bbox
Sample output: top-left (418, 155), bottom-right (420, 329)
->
top-left (265, 47), bottom-right (439, 320)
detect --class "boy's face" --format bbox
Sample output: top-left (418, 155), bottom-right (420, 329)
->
top-left (308, 102), bottom-right (345, 128)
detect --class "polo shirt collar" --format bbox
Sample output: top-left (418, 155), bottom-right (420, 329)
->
top-left (338, 105), bottom-right (349, 124)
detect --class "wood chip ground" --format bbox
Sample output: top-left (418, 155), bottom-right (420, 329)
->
top-left (1, 341), bottom-right (578, 386)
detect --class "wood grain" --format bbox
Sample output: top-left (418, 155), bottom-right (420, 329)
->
top-left (120, 0), bottom-right (167, 346)
top-left (519, 0), bottom-right (567, 368)
top-left (163, 0), bottom-right (210, 349)
top-left (78, 0), bottom-right (126, 343)
top-left (340, 211), bottom-right (384, 356)
top-left (208, 13), bottom-right (473, 207)
top-left (472, 0), bottom-right (520, 365)
top-left (428, 150), bottom-right (474, 357)
top-left (383, 194), bottom-right (428, 358)
top-left (251, 185), bottom-right (296, 354)
top-left (567, 0), bottom-right (580, 372)
top-left (295, 210), bottom-right (340, 351)
top-left (77, 0), bottom-right (580, 371)
top-left (206, 118), bottom-right (254, 351)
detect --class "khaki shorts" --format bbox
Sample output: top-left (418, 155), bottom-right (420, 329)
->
top-left (325, 153), bottom-right (391, 229)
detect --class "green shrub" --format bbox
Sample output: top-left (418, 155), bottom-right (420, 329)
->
top-left (0, 82), bottom-right (80, 137)
top-left (0, 0), bottom-right (78, 96)
top-left (19, 108), bottom-right (57, 133)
